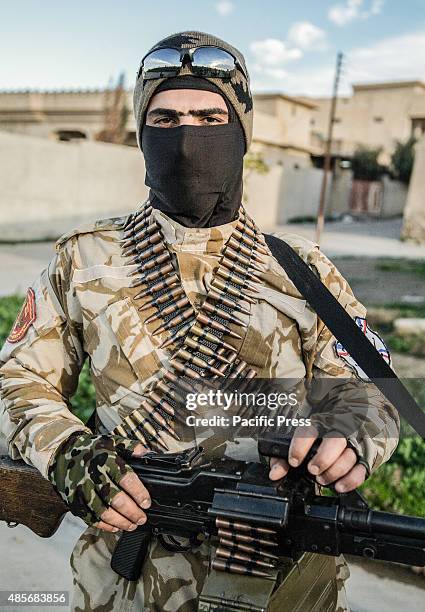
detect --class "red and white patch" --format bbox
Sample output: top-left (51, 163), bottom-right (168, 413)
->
top-left (335, 316), bottom-right (391, 379)
top-left (7, 288), bottom-right (36, 343)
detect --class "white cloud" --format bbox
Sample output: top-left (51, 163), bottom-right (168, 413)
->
top-left (215, 1), bottom-right (234, 16)
top-left (250, 38), bottom-right (302, 66)
top-left (250, 29), bottom-right (425, 97)
top-left (328, 0), bottom-right (385, 27)
top-left (287, 21), bottom-right (328, 51)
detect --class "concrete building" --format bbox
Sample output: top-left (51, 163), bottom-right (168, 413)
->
top-left (309, 80), bottom-right (425, 165)
top-left (0, 88), bottom-right (317, 165)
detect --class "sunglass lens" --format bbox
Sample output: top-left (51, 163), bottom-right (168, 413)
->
top-left (191, 47), bottom-right (236, 76)
top-left (142, 48), bottom-right (182, 78)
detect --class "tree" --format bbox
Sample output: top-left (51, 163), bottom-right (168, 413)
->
top-left (351, 146), bottom-right (383, 181)
top-left (391, 137), bottom-right (416, 185)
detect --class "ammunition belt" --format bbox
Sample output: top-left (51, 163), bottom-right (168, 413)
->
top-left (212, 517), bottom-right (278, 578)
top-left (112, 202), bottom-right (270, 451)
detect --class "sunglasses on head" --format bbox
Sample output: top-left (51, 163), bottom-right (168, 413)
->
top-left (138, 46), bottom-right (247, 81)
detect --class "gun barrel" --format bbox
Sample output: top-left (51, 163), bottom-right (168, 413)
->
top-left (340, 507), bottom-right (425, 539)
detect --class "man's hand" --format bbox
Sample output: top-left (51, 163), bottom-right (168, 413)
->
top-left (48, 434), bottom-right (151, 533)
top-left (269, 426), bottom-right (367, 492)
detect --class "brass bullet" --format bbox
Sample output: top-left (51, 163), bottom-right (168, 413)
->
top-left (134, 274), bottom-right (179, 298)
top-left (211, 559), bottom-right (270, 578)
top-left (124, 206), bottom-right (152, 230)
top-left (190, 324), bottom-right (235, 352)
top-left (140, 251), bottom-right (170, 271)
top-left (215, 547), bottom-right (275, 569)
top-left (203, 301), bottom-right (247, 327)
top-left (233, 230), bottom-right (268, 255)
top-left (221, 256), bottom-right (263, 279)
top-left (145, 296), bottom-right (189, 324)
top-left (139, 286), bottom-right (185, 312)
top-left (163, 370), bottom-right (196, 393)
top-left (130, 410), bottom-right (170, 450)
top-left (155, 380), bottom-right (185, 403)
top-left (228, 237), bottom-right (264, 262)
top-left (148, 391), bottom-right (175, 416)
top-left (217, 529), bottom-right (277, 548)
top-left (223, 246), bottom-right (265, 274)
top-left (208, 288), bottom-right (251, 316)
top-left (219, 538), bottom-right (279, 560)
top-left (177, 349), bottom-right (225, 377)
top-left (159, 321), bottom-right (192, 349)
top-left (184, 336), bottom-right (230, 363)
top-left (216, 518), bottom-right (276, 536)
top-left (139, 262), bottom-right (174, 285)
top-left (170, 359), bottom-right (201, 379)
top-left (211, 278), bottom-right (256, 304)
top-left (152, 307), bottom-right (194, 336)
top-left (141, 400), bottom-right (179, 440)
top-left (197, 313), bottom-right (242, 340)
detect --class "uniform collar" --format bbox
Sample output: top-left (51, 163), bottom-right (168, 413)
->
top-left (151, 208), bottom-right (238, 254)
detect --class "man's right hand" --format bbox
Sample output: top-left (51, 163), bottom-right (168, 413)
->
top-left (48, 433), bottom-right (151, 533)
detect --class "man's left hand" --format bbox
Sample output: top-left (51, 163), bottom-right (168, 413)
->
top-left (269, 426), bottom-right (367, 493)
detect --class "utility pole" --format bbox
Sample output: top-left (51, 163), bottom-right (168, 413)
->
top-left (315, 52), bottom-right (344, 244)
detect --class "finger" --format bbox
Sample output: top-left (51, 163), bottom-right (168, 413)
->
top-left (94, 520), bottom-right (120, 533)
top-left (119, 471), bottom-right (151, 509)
top-left (316, 448), bottom-right (357, 486)
top-left (100, 506), bottom-right (139, 532)
top-left (132, 443), bottom-right (148, 458)
top-left (335, 464), bottom-right (367, 493)
top-left (269, 458), bottom-right (289, 480)
top-left (288, 426), bottom-right (319, 467)
top-left (110, 490), bottom-right (148, 525)
top-left (307, 437), bottom-right (347, 476)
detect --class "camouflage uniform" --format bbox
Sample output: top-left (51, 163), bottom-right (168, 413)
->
top-left (0, 206), bottom-right (399, 611)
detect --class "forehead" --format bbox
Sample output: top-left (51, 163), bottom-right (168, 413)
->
top-left (147, 89), bottom-right (227, 112)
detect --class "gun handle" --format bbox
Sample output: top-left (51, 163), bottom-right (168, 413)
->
top-left (111, 524), bottom-right (152, 581)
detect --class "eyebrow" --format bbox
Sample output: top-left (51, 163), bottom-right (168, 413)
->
top-left (147, 107), bottom-right (228, 119)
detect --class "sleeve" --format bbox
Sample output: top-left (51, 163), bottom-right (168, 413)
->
top-left (0, 244), bottom-right (91, 478)
top-left (305, 247), bottom-right (400, 475)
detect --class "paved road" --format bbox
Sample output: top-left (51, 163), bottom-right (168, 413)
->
top-left (0, 517), bottom-right (423, 612)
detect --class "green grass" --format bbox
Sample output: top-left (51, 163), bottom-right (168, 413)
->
top-left (375, 259), bottom-right (425, 277)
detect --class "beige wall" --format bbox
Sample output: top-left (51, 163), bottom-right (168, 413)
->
top-left (402, 136), bottom-right (425, 242)
top-left (0, 131), bottom-right (147, 241)
top-left (310, 82), bottom-right (425, 165)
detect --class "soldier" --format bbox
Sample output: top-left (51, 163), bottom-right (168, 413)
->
top-left (0, 31), bottom-right (399, 612)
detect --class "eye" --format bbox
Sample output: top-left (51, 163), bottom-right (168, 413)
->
top-left (202, 116), bottom-right (225, 124)
top-left (154, 117), bottom-right (177, 127)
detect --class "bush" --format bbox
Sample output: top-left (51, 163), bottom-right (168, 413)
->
top-left (390, 137), bottom-right (416, 185)
top-left (351, 146), bottom-right (384, 181)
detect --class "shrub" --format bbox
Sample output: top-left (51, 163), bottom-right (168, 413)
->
top-left (390, 137), bottom-right (416, 185)
top-left (351, 146), bottom-right (383, 181)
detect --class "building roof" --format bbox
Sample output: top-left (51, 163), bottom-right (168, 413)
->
top-left (253, 92), bottom-right (317, 109)
top-left (352, 80), bottom-right (425, 92)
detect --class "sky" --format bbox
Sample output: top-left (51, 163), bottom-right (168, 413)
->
top-left (1, 0), bottom-right (425, 97)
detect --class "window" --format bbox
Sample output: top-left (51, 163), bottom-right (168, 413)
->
top-left (54, 130), bottom-right (87, 142)
top-left (411, 117), bottom-right (425, 138)
top-left (373, 117), bottom-right (383, 123)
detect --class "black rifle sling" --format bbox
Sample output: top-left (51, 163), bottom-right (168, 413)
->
top-left (264, 234), bottom-right (425, 439)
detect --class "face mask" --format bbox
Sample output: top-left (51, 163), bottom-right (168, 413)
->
top-left (141, 123), bottom-right (245, 228)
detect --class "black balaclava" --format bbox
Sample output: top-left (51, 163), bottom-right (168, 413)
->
top-left (141, 75), bottom-right (246, 228)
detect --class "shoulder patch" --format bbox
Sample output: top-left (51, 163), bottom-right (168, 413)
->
top-left (7, 288), bottom-right (36, 343)
top-left (334, 316), bottom-right (391, 379)
top-left (55, 215), bottom-right (128, 249)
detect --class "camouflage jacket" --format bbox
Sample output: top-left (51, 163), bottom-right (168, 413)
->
top-left (0, 207), bottom-right (399, 478)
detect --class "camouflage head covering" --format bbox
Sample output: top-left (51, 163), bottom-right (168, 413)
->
top-left (133, 31), bottom-right (253, 150)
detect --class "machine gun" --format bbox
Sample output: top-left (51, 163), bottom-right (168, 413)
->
top-left (110, 436), bottom-right (425, 585)
top-left (1, 436), bottom-right (424, 606)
